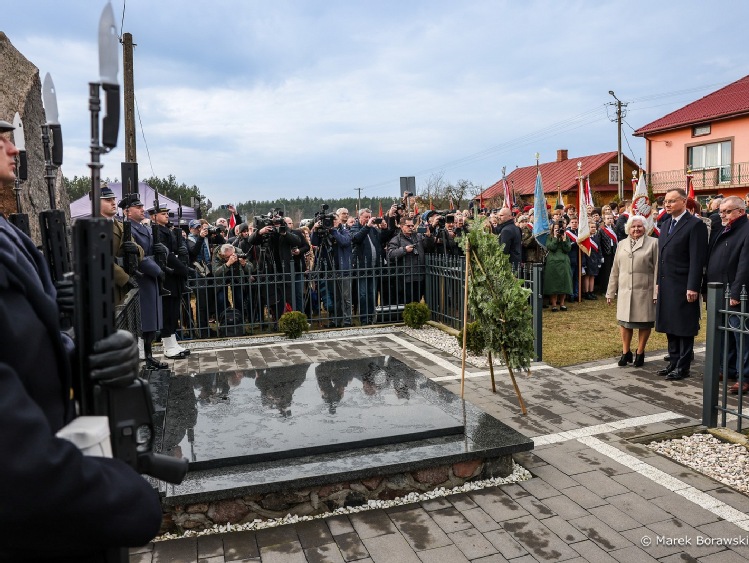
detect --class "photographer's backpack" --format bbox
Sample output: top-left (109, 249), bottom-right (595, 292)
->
top-left (218, 308), bottom-right (244, 337)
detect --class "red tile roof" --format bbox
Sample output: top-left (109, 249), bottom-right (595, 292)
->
top-left (481, 151), bottom-right (622, 198)
top-left (634, 75), bottom-right (749, 136)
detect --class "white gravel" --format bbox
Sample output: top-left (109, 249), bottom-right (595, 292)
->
top-left (647, 433), bottom-right (749, 494)
top-left (155, 461), bottom-right (531, 541)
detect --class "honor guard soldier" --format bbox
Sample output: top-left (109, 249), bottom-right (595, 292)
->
top-left (150, 202), bottom-right (191, 359)
top-left (120, 193), bottom-right (168, 369)
top-left (0, 120), bottom-right (162, 560)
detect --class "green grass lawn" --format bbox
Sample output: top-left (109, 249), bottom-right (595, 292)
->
top-left (541, 298), bottom-right (707, 368)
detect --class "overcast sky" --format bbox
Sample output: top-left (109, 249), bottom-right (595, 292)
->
top-left (6, 1), bottom-right (749, 207)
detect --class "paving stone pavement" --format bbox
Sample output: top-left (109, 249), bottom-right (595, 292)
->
top-left (130, 333), bottom-right (749, 562)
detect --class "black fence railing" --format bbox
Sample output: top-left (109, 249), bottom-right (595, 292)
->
top-left (703, 282), bottom-right (749, 431)
top-left (174, 255), bottom-right (543, 361)
top-left (115, 287), bottom-right (141, 336)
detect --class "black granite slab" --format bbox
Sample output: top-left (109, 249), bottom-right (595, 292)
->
top-left (158, 356), bottom-right (534, 505)
top-left (161, 356), bottom-right (464, 470)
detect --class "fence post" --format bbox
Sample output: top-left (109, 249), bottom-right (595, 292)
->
top-left (532, 262), bottom-right (543, 361)
top-left (703, 282), bottom-right (722, 427)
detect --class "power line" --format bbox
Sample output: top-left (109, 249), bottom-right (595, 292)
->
top-left (134, 92), bottom-right (156, 178)
top-left (118, 0), bottom-right (126, 40)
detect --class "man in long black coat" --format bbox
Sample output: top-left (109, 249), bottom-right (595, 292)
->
top-left (704, 196), bottom-right (749, 393)
top-left (496, 207), bottom-right (522, 267)
top-left (656, 188), bottom-right (708, 380)
top-left (0, 121), bottom-right (162, 560)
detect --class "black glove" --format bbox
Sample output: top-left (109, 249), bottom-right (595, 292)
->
top-left (55, 279), bottom-right (75, 318)
top-left (89, 329), bottom-right (138, 387)
top-left (121, 240), bottom-right (139, 257)
top-left (154, 242), bottom-right (169, 258)
top-left (126, 276), bottom-right (139, 290)
top-left (177, 244), bottom-right (189, 259)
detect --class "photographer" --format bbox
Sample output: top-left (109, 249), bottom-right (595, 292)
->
top-left (213, 243), bottom-right (255, 321)
top-left (311, 208), bottom-right (353, 327)
top-left (423, 211), bottom-right (460, 257)
top-left (544, 220), bottom-right (573, 311)
top-left (285, 217), bottom-right (311, 313)
top-left (0, 120), bottom-right (162, 561)
top-left (351, 208), bottom-right (394, 325)
top-left (387, 216), bottom-right (435, 305)
top-left (248, 211), bottom-right (303, 324)
top-left (187, 219), bottom-right (216, 337)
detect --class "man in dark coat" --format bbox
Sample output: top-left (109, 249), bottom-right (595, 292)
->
top-left (351, 208), bottom-right (392, 325)
top-left (386, 217), bottom-right (435, 305)
top-left (0, 120), bottom-right (162, 561)
top-left (496, 207), bottom-right (522, 267)
top-left (656, 188), bottom-right (708, 380)
top-left (121, 194), bottom-right (166, 369)
top-left (704, 196), bottom-right (749, 393)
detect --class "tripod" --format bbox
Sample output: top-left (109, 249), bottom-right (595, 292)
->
top-left (312, 231), bottom-right (342, 327)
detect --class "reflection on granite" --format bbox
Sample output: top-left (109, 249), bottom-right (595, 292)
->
top-left (162, 356), bottom-right (464, 470)
top-left (159, 357), bottom-right (534, 505)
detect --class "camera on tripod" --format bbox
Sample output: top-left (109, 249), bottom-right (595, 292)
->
top-left (314, 204), bottom-right (337, 230)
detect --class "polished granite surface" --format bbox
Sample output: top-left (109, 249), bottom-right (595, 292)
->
top-left (155, 354), bottom-right (534, 504)
top-left (159, 356), bottom-right (464, 470)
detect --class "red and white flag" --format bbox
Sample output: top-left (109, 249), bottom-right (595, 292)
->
top-left (577, 177), bottom-right (591, 256)
top-left (502, 178), bottom-right (513, 209)
top-left (632, 171), bottom-right (654, 235)
top-left (687, 174), bottom-right (695, 199)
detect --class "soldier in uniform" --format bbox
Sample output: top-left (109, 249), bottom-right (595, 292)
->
top-left (0, 120), bottom-right (162, 560)
top-left (120, 194), bottom-right (167, 369)
top-left (98, 184), bottom-right (142, 306)
top-left (150, 203), bottom-right (191, 359)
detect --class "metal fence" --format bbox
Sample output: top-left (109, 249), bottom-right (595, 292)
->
top-left (175, 255), bottom-right (544, 361)
top-left (115, 287), bottom-right (141, 336)
top-left (702, 282), bottom-right (749, 431)
top-left (649, 161), bottom-right (749, 194)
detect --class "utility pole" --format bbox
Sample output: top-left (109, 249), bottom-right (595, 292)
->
top-left (608, 91), bottom-right (629, 200)
top-left (121, 32), bottom-right (138, 196)
top-left (355, 187), bottom-right (362, 212)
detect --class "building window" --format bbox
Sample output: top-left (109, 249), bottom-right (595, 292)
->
top-left (688, 140), bottom-right (731, 183)
top-left (692, 124), bottom-right (711, 137)
top-left (608, 163), bottom-right (619, 184)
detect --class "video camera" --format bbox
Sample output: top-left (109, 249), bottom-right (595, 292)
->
top-left (206, 224), bottom-right (226, 236)
top-left (314, 204), bottom-right (337, 230)
top-left (254, 209), bottom-right (286, 234)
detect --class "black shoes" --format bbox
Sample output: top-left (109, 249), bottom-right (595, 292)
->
top-left (656, 365), bottom-right (676, 376)
top-left (144, 356), bottom-right (168, 370)
top-left (665, 370), bottom-right (690, 381)
top-left (583, 293), bottom-right (598, 300)
top-left (618, 351), bottom-right (633, 366)
top-left (633, 353), bottom-right (645, 367)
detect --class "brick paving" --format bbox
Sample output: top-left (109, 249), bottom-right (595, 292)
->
top-left (131, 334), bottom-right (749, 562)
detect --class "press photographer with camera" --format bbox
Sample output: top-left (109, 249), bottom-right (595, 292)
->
top-left (387, 216), bottom-right (435, 304)
top-left (248, 210), bottom-right (304, 323)
top-left (422, 210), bottom-right (461, 257)
top-left (0, 121), bottom-right (162, 560)
top-left (213, 243), bottom-right (255, 321)
top-left (311, 205), bottom-right (353, 327)
top-left (351, 208), bottom-right (395, 325)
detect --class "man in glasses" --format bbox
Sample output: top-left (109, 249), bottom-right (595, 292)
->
top-left (655, 188), bottom-right (708, 381)
top-left (386, 217), bottom-right (435, 305)
top-left (704, 196), bottom-right (749, 394)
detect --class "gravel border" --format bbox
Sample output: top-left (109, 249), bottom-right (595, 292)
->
top-left (155, 461), bottom-right (531, 541)
top-left (647, 433), bottom-right (749, 495)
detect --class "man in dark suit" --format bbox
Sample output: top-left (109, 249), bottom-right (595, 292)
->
top-left (704, 196), bottom-right (749, 394)
top-left (656, 188), bottom-right (708, 380)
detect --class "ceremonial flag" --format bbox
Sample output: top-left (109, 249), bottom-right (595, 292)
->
top-left (632, 171), bottom-right (654, 235)
top-left (687, 173), bottom-right (695, 199)
top-left (379, 201), bottom-right (383, 217)
top-left (584, 176), bottom-right (594, 207)
top-left (449, 195), bottom-right (455, 211)
top-left (430, 197), bottom-right (435, 211)
top-left (502, 178), bottom-right (513, 209)
top-left (478, 191), bottom-right (484, 211)
top-left (556, 186), bottom-right (563, 209)
top-left (532, 170), bottom-right (550, 248)
top-left (228, 209), bottom-right (236, 231)
top-left (577, 177), bottom-right (591, 256)
top-left (414, 203), bottom-right (419, 216)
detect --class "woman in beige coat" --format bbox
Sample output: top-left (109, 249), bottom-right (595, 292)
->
top-left (606, 215), bottom-right (658, 367)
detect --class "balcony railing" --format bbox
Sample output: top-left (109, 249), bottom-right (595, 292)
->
top-left (648, 161), bottom-right (749, 193)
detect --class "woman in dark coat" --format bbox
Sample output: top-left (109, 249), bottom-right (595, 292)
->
top-left (544, 221), bottom-right (573, 311)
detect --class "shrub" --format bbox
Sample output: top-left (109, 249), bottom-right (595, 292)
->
top-left (456, 321), bottom-right (486, 354)
top-left (403, 301), bottom-right (431, 328)
top-left (278, 311), bottom-right (309, 339)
